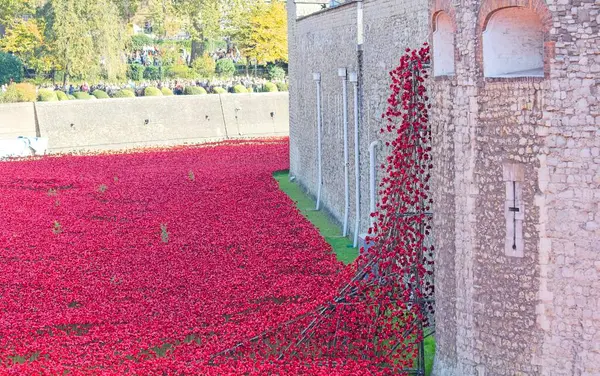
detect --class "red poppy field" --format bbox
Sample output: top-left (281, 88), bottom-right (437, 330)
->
top-left (0, 139), bottom-right (354, 374)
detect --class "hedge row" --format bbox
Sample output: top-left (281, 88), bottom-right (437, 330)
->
top-left (1, 83), bottom-right (286, 104)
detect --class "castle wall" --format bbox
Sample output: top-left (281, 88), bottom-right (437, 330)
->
top-left (287, 0), bottom-right (599, 374)
top-left (287, 0), bottom-right (429, 230)
top-left (431, 0), bottom-right (599, 374)
top-left (288, 1), bottom-right (359, 226)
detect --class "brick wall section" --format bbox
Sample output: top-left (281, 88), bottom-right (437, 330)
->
top-left (288, 0), bottom-right (599, 374)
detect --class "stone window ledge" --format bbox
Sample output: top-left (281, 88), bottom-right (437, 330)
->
top-left (486, 68), bottom-right (544, 78)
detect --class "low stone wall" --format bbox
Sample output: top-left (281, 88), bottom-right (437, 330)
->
top-left (220, 92), bottom-right (289, 138)
top-left (0, 93), bottom-right (289, 153)
top-left (0, 103), bottom-right (37, 139)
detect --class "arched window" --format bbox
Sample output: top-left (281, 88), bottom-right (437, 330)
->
top-left (483, 7), bottom-right (544, 77)
top-left (433, 12), bottom-right (455, 77)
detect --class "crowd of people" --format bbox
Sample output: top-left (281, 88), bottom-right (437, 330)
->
top-left (209, 47), bottom-right (243, 64)
top-left (37, 76), bottom-right (283, 97)
top-left (128, 47), bottom-right (167, 67)
top-left (126, 45), bottom-right (241, 68)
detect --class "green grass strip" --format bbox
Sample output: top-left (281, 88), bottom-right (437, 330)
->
top-left (273, 170), bottom-right (434, 375)
top-left (273, 170), bottom-right (358, 264)
top-left (424, 335), bottom-right (436, 375)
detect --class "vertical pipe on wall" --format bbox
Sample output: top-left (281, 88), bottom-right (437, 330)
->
top-left (369, 141), bottom-right (380, 226)
top-left (338, 67), bottom-right (349, 237)
top-left (349, 72), bottom-right (360, 247)
top-left (313, 73), bottom-right (323, 210)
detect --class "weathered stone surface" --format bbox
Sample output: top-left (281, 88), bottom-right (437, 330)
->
top-left (0, 93), bottom-right (289, 153)
top-left (288, 0), bottom-right (599, 375)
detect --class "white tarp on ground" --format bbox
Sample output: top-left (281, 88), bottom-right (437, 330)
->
top-left (0, 137), bottom-right (48, 159)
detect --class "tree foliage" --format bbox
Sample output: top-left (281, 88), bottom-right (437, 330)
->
top-left (147, 0), bottom-right (181, 38)
top-left (112, 0), bottom-right (141, 22)
top-left (0, 19), bottom-right (51, 72)
top-left (43, 0), bottom-right (127, 84)
top-left (191, 53), bottom-right (216, 77)
top-left (172, 0), bottom-right (221, 61)
top-left (238, 1), bottom-right (287, 65)
top-left (0, 51), bottom-right (23, 84)
top-left (0, 0), bottom-right (35, 29)
top-left (221, 0), bottom-right (259, 40)
top-left (0, 0), bottom-right (289, 81)
top-left (130, 34), bottom-right (153, 51)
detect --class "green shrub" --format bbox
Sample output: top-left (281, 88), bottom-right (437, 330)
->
top-left (276, 82), bottom-right (289, 92)
top-left (113, 89), bottom-right (135, 98)
top-left (233, 84), bottom-right (247, 94)
top-left (56, 91), bottom-right (69, 101)
top-left (267, 65), bottom-right (286, 81)
top-left (212, 86), bottom-right (227, 94)
top-left (192, 54), bottom-right (216, 77)
top-left (166, 64), bottom-right (195, 79)
top-left (161, 87), bottom-right (173, 96)
top-left (144, 86), bottom-right (163, 96)
top-left (127, 64), bottom-right (144, 81)
top-left (131, 34), bottom-right (154, 50)
top-left (0, 52), bottom-right (23, 85)
top-left (143, 66), bottom-right (163, 80)
top-left (38, 89), bottom-right (59, 102)
top-left (73, 92), bottom-right (92, 100)
top-left (246, 86), bottom-right (254, 93)
top-left (264, 82), bottom-right (279, 92)
top-left (92, 90), bottom-right (110, 99)
top-left (53, 71), bottom-right (66, 85)
top-left (184, 86), bottom-right (207, 95)
top-left (0, 85), bottom-right (20, 103)
top-left (67, 94), bottom-right (76, 100)
top-left (215, 58), bottom-right (235, 78)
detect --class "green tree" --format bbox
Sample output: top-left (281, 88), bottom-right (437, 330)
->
top-left (0, 19), bottom-right (51, 72)
top-left (221, 0), bottom-right (258, 45)
top-left (112, 0), bottom-right (141, 23)
top-left (0, 0), bottom-right (35, 29)
top-left (215, 58), bottom-right (234, 77)
top-left (238, 1), bottom-right (287, 65)
top-left (43, 0), bottom-right (127, 85)
top-left (173, 0), bottom-right (221, 62)
top-left (0, 51), bottom-right (23, 84)
top-left (130, 34), bottom-right (153, 51)
top-left (147, 0), bottom-right (181, 38)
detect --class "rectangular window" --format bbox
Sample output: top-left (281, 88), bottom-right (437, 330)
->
top-left (503, 163), bottom-right (525, 257)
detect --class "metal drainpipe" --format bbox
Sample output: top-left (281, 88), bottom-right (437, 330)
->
top-left (369, 140), bottom-right (380, 227)
top-left (313, 73), bottom-right (323, 210)
top-left (338, 67), bottom-right (349, 237)
top-left (349, 72), bottom-right (360, 247)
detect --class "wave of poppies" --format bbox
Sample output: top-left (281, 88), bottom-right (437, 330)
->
top-left (0, 139), bottom-right (355, 374)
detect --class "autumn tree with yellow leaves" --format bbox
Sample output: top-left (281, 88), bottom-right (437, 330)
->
top-left (237, 1), bottom-right (288, 65)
